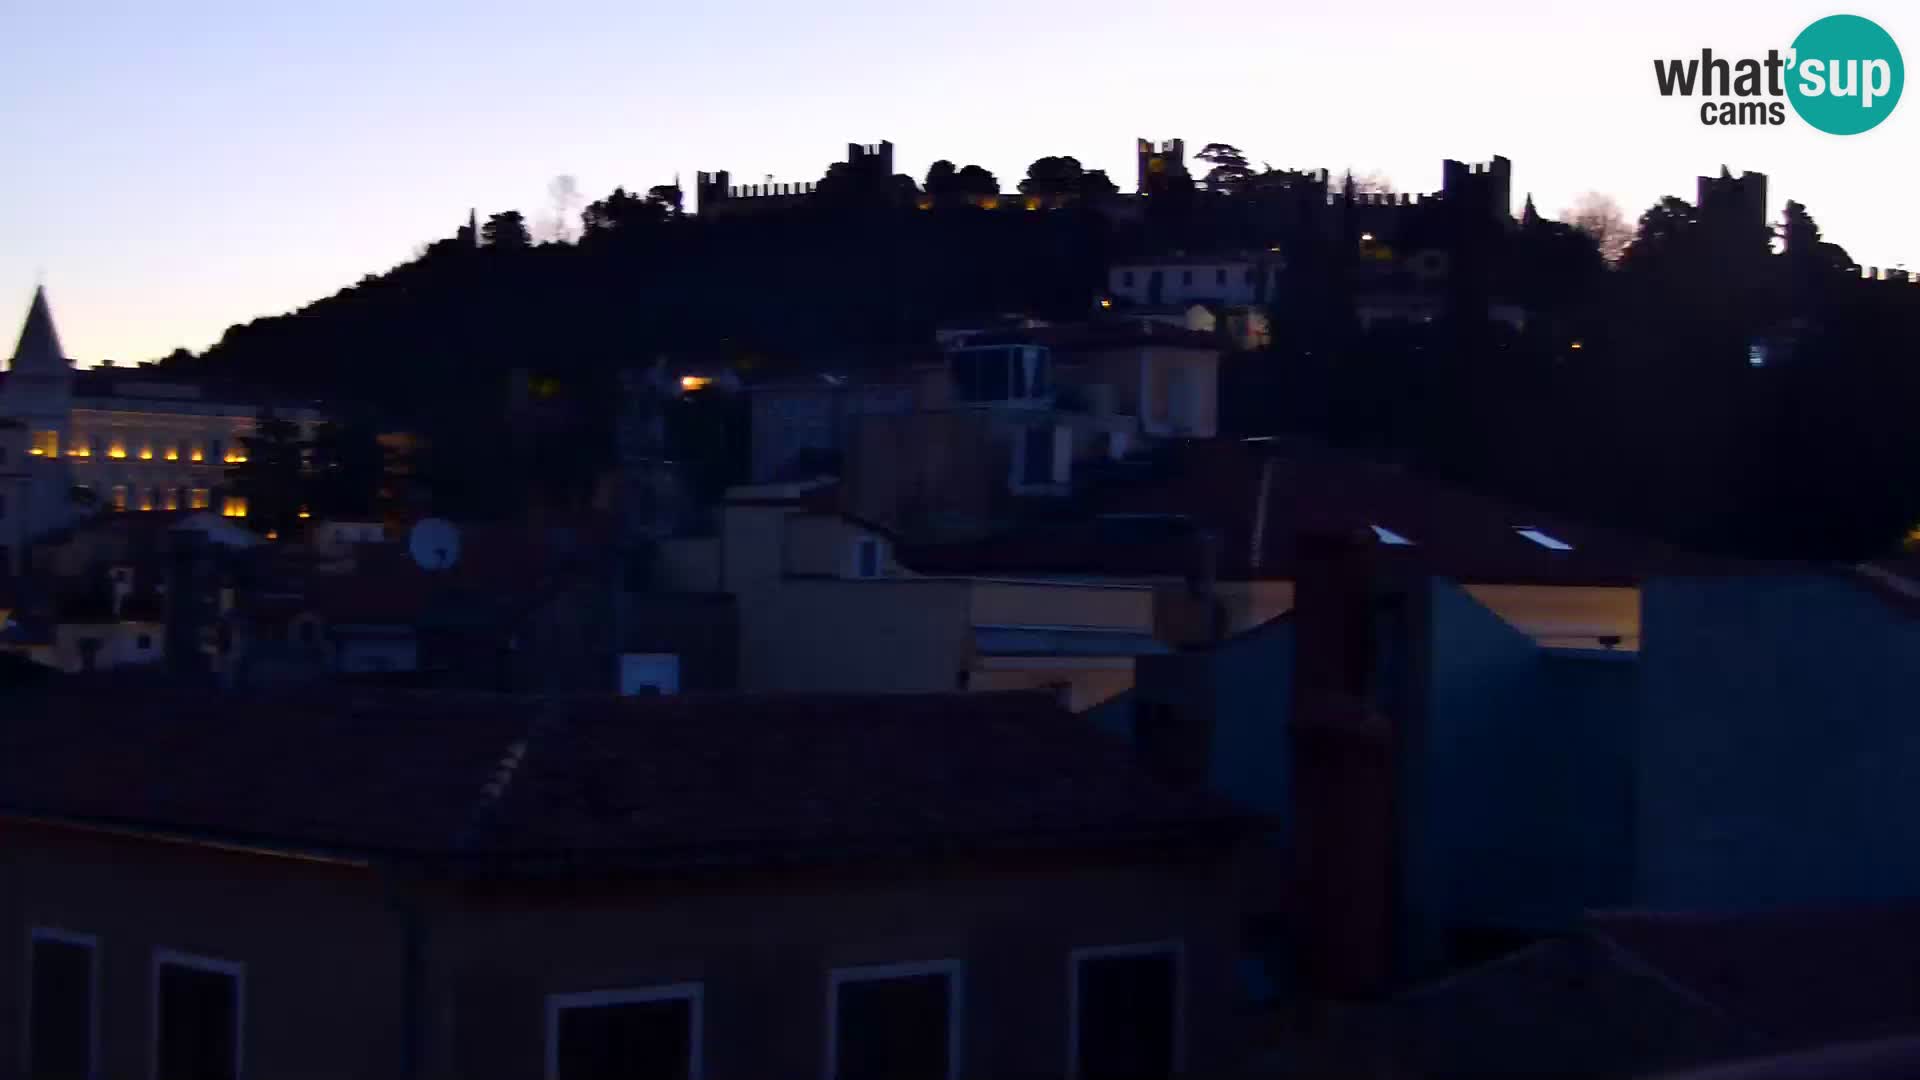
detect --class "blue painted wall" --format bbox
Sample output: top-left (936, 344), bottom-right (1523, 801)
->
top-left (1636, 575), bottom-right (1920, 910)
top-left (1402, 581), bottom-right (1640, 973)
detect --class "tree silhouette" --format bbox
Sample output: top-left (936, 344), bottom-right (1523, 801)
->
top-left (1564, 192), bottom-right (1632, 264)
top-left (482, 210), bottom-right (531, 249)
top-left (227, 410), bottom-right (307, 535)
top-left (1196, 143), bottom-right (1253, 192)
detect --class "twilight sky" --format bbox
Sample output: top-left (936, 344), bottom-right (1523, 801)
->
top-left (2, 0), bottom-right (1913, 365)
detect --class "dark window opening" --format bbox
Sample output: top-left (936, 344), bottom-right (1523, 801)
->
top-left (1121, 270), bottom-right (1135, 287)
top-left (856, 538), bottom-right (881, 579)
top-left (156, 960), bottom-right (240, 1080)
top-left (1021, 426), bottom-right (1055, 486)
top-left (137, 633), bottom-right (153, 650)
top-left (1075, 951), bottom-right (1176, 1080)
top-left (1215, 268), bottom-right (1227, 285)
top-left (30, 937), bottom-right (93, 1080)
top-left (554, 997), bottom-right (694, 1080)
top-left (834, 972), bottom-right (952, 1080)
top-left (1180, 270), bottom-right (1193, 286)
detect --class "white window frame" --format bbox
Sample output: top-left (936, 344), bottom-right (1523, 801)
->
top-left (1065, 940), bottom-right (1186, 1080)
top-left (150, 948), bottom-right (245, 1080)
top-left (25, 927), bottom-right (102, 1080)
top-left (545, 983), bottom-right (705, 1080)
top-left (825, 959), bottom-right (963, 1080)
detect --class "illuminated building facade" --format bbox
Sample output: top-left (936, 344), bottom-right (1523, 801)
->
top-left (0, 289), bottom-right (321, 565)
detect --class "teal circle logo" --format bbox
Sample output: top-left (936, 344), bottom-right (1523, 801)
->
top-left (1788, 14), bottom-right (1904, 134)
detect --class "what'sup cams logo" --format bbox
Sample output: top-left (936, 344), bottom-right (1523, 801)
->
top-left (1653, 14), bottom-right (1903, 133)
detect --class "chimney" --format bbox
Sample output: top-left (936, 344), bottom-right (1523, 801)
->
top-left (1287, 526), bottom-right (1426, 1000)
top-left (164, 530), bottom-right (212, 676)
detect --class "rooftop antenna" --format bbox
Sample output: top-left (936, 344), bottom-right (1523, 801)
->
top-left (407, 517), bottom-right (462, 572)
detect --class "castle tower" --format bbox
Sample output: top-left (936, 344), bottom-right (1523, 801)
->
top-left (1696, 166), bottom-right (1768, 234)
top-left (0, 288), bottom-right (79, 557)
top-left (1137, 138), bottom-right (1186, 195)
top-left (1440, 155), bottom-right (1513, 222)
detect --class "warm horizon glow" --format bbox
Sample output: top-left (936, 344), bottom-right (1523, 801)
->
top-left (1, 2), bottom-right (1914, 364)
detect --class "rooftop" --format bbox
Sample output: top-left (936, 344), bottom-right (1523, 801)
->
top-left (0, 688), bottom-right (1247, 876)
top-left (901, 437), bottom-right (1707, 585)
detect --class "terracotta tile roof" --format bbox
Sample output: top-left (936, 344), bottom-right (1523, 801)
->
top-left (1387, 935), bottom-right (1759, 1078)
top-left (901, 438), bottom-right (1713, 586)
top-left (0, 688), bottom-right (1248, 876)
top-left (308, 519), bottom-right (615, 626)
top-left (1592, 906), bottom-right (1920, 1051)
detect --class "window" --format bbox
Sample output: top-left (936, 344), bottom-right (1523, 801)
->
top-left (1021, 426), bottom-right (1055, 486)
top-left (31, 430), bottom-right (60, 457)
top-left (1245, 268), bottom-right (1258, 284)
top-left (0, 493), bottom-right (7, 520)
top-left (827, 961), bottom-right (961, 1080)
top-left (0, 445), bottom-right (7, 465)
top-left (1371, 525), bottom-right (1415, 546)
top-left (1514, 526), bottom-right (1573, 551)
top-left (1068, 943), bottom-right (1183, 1080)
top-left (1120, 270), bottom-right (1134, 287)
top-left (190, 443), bottom-right (204, 463)
top-left (137, 634), bottom-right (154, 651)
top-left (111, 486), bottom-right (128, 512)
top-left (222, 496), bottom-right (247, 519)
top-left (854, 537), bottom-right (882, 579)
top-left (1180, 270), bottom-right (1193, 286)
top-left (153, 950), bottom-right (242, 1080)
top-left (29, 928), bottom-right (99, 1080)
top-left (546, 985), bottom-right (703, 1080)
top-left (209, 439), bottom-right (222, 464)
top-left (190, 489), bottom-right (210, 511)
top-left (139, 488), bottom-right (155, 512)
top-left (165, 488), bottom-right (182, 512)
top-left (1215, 268), bottom-right (1227, 285)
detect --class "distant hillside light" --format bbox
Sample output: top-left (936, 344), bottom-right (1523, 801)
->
top-left (1571, 341), bottom-right (1584, 351)
top-left (681, 375), bottom-right (712, 392)
top-left (1099, 297), bottom-right (1113, 309)
top-left (1360, 232), bottom-right (1375, 242)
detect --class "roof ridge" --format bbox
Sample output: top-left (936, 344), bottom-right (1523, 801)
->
top-left (1587, 928), bottom-right (1759, 1040)
top-left (454, 701), bottom-right (570, 851)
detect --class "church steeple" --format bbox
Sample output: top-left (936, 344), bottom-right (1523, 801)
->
top-left (1521, 192), bottom-right (1541, 228)
top-left (9, 287), bottom-right (69, 374)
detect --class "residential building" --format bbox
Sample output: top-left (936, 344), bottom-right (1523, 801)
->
top-left (1107, 253), bottom-right (1283, 310)
top-left (0, 687), bottom-right (1250, 1080)
top-left (1102, 521), bottom-right (1920, 1006)
top-left (0, 289), bottom-right (323, 550)
top-left (217, 520), bottom-right (738, 695)
top-left (901, 436), bottom-right (1687, 650)
top-left (653, 481), bottom-right (1168, 710)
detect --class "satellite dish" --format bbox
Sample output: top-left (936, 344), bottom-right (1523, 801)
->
top-left (408, 518), bottom-right (462, 572)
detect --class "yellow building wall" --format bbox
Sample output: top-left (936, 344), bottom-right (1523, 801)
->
top-left (740, 579), bottom-right (972, 694)
top-left (969, 580), bottom-right (1153, 631)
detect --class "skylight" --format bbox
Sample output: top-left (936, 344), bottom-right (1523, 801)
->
top-left (1371, 525), bottom-right (1414, 546)
top-left (1515, 526), bottom-right (1574, 551)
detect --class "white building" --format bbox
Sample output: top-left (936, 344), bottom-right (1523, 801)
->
top-left (1106, 253), bottom-right (1282, 308)
top-left (0, 289), bottom-right (322, 573)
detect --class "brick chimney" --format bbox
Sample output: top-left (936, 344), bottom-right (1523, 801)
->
top-left (1288, 527), bottom-right (1425, 1000)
